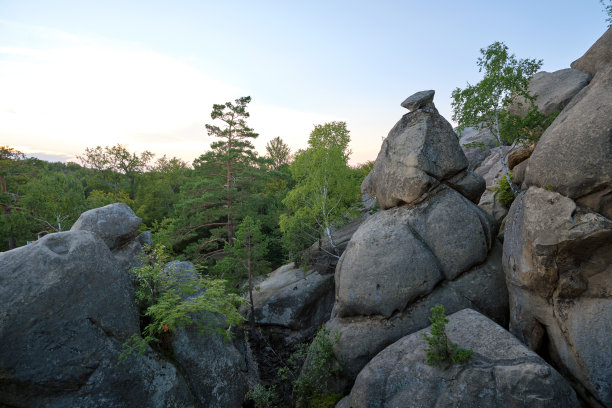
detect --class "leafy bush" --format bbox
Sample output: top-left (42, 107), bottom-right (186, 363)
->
top-left (423, 305), bottom-right (473, 369)
top-left (118, 245), bottom-right (246, 363)
top-left (499, 106), bottom-right (560, 145)
top-left (278, 325), bottom-right (343, 408)
top-left (246, 384), bottom-right (279, 408)
top-left (493, 172), bottom-right (516, 207)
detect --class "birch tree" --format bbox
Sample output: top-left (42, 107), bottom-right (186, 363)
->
top-left (452, 42), bottom-right (542, 195)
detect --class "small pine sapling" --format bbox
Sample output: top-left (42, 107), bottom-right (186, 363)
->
top-left (423, 305), bottom-right (473, 369)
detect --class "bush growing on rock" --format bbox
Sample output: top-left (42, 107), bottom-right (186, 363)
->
top-left (119, 245), bottom-right (246, 362)
top-left (493, 171), bottom-right (516, 207)
top-left (423, 305), bottom-right (472, 369)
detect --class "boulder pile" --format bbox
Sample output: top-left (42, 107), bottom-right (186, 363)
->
top-left (327, 91), bottom-right (509, 388)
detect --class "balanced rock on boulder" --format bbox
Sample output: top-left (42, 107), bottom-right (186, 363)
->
top-left (326, 92), bottom-right (507, 390)
top-left (363, 91), bottom-right (485, 209)
top-left (338, 309), bottom-right (578, 408)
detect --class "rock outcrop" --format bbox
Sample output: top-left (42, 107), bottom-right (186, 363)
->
top-left (0, 231), bottom-right (196, 407)
top-left (510, 68), bottom-right (591, 116)
top-left (252, 263), bottom-right (335, 346)
top-left (327, 92), bottom-right (508, 389)
top-left (362, 101), bottom-right (484, 209)
top-left (571, 26), bottom-right (612, 75)
top-left (338, 309), bottom-right (579, 408)
top-left (460, 126), bottom-right (497, 170)
top-left (503, 187), bottom-right (612, 407)
top-left (71, 203), bottom-right (142, 250)
top-left (523, 62), bottom-right (612, 219)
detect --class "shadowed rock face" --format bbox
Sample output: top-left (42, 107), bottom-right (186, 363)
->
top-left (337, 309), bottom-right (579, 408)
top-left (0, 231), bottom-right (196, 408)
top-left (252, 263), bottom-right (335, 346)
top-left (503, 187), bottom-right (612, 407)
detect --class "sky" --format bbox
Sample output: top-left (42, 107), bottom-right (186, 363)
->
top-left (0, 1), bottom-right (608, 166)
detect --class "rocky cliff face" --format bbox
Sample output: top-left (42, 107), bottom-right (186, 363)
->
top-left (503, 26), bottom-right (612, 408)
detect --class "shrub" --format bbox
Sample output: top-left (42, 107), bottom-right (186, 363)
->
top-left (118, 245), bottom-right (246, 363)
top-left (423, 304), bottom-right (473, 369)
top-left (278, 325), bottom-right (343, 408)
top-left (246, 384), bottom-right (279, 408)
top-left (493, 172), bottom-right (516, 207)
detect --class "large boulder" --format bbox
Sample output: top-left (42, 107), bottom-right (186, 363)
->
top-left (71, 203), bottom-right (142, 250)
top-left (362, 94), bottom-right (481, 209)
top-left (523, 63), bottom-right (612, 219)
top-left (328, 241), bottom-right (508, 389)
top-left (571, 27), bottom-right (612, 76)
top-left (252, 263), bottom-right (335, 346)
top-left (0, 231), bottom-right (195, 407)
top-left (335, 186), bottom-right (495, 319)
top-left (511, 68), bottom-right (591, 116)
top-left (503, 187), bottom-right (612, 406)
top-left (338, 309), bottom-right (578, 408)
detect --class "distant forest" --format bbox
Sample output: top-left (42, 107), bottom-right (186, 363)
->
top-left (0, 97), bottom-right (371, 289)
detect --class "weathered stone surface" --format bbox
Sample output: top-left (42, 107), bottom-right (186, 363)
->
top-left (363, 104), bottom-right (469, 209)
top-left (0, 231), bottom-right (195, 407)
top-left (444, 169), bottom-right (486, 204)
top-left (252, 263), bottom-right (334, 344)
top-left (400, 90), bottom-right (435, 111)
top-left (511, 69), bottom-right (591, 116)
top-left (503, 187), bottom-right (612, 406)
top-left (571, 27), bottom-right (612, 75)
top-left (338, 309), bottom-right (578, 408)
top-left (473, 147), bottom-right (514, 223)
top-left (460, 126), bottom-right (497, 170)
top-left (306, 219), bottom-right (363, 274)
top-left (172, 321), bottom-right (248, 408)
top-left (507, 142), bottom-right (535, 170)
top-left (513, 158), bottom-right (529, 187)
top-left (524, 64), bottom-right (612, 217)
top-left (328, 241), bottom-right (508, 388)
top-left (336, 186), bottom-right (494, 319)
top-left (71, 203), bottom-right (142, 250)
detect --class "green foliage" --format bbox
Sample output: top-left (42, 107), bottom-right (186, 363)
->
top-left (266, 136), bottom-right (292, 169)
top-left (85, 189), bottom-right (134, 209)
top-left (21, 172), bottom-right (86, 232)
top-left (602, 0), bottom-right (612, 26)
top-left (308, 393), bottom-right (344, 408)
top-left (451, 41), bottom-right (542, 136)
top-left (119, 245), bottom-right (246, 363)
top-left (423, 305), bottom-right (473, 369)
top-left (499, 106), bottom-right (560, 145)
top-left (78, 144), bottom-right (154, 198)
top-left (278, 325), bottom-right (343, 408)
top-left (214, 216), bottom-right (269, 291)
top-left (246, 384), bottom-right (279, 408)
top-left (280, 122), bottom-right (361, 261)
top-left (493, 172), bottom-right (516, 207)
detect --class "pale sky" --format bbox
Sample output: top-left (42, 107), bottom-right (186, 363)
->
top-left (0, 1), bottom-right (607, 166)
